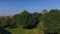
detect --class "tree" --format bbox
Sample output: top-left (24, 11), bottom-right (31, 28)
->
top-left (42, 9), bottom-right (48, 15)
top-left (13, 10), bottom-right (42, 29)
top-left (24, 12), bottom-right (42, 29)
top-left (43, 9), bottom-right (60, 34)
top-left (0, 17), bottom-right (7, 28)
top-left (13, 10), bottom-right (31, 26)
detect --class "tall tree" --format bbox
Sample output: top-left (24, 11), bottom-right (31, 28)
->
top-left (43, 9), bottom-right (60, 34)
top-left (13, 10), bottom-right (31, 26)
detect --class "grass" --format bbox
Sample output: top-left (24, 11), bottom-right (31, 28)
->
top-left (5, 25), bottom-right (44, 34)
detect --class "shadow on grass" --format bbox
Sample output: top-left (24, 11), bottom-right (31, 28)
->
top-left (0, 28), bottom-right (12, 34)
top-left (45, 32), bottom-right (58, 34)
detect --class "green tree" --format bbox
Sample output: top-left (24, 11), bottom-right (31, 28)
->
top-left (24, 12), bottom-right (42, 29)
top-left (0, 17), bottom-right (7, 28)
top-left (13, 10), bottom-right (31, 26)
top-left (43, 9), bottom-right (60, 34)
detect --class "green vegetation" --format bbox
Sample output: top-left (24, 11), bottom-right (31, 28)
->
top-left (0, 9), bottom-right (60, 34)
top-left (43, 9), bottom-right (60, 34)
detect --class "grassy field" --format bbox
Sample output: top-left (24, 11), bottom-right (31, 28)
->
top-left (5, 26), bottom-right (44, 34)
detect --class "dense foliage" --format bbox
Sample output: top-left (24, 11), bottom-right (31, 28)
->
top-left (1, 9), bottom-right (60, 34)
top-left (0, 10), bottom-right (42, 28)
top-left (13, 10), bottom-right (42, 29)
top-left (43, 9), bottom-right (60, 34)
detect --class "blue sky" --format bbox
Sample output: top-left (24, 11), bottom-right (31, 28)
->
top-left (0, 0), bottom-right (60, 16)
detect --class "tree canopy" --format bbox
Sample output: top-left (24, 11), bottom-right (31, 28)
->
top-left (42, 9), bottom-right (60, 34)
